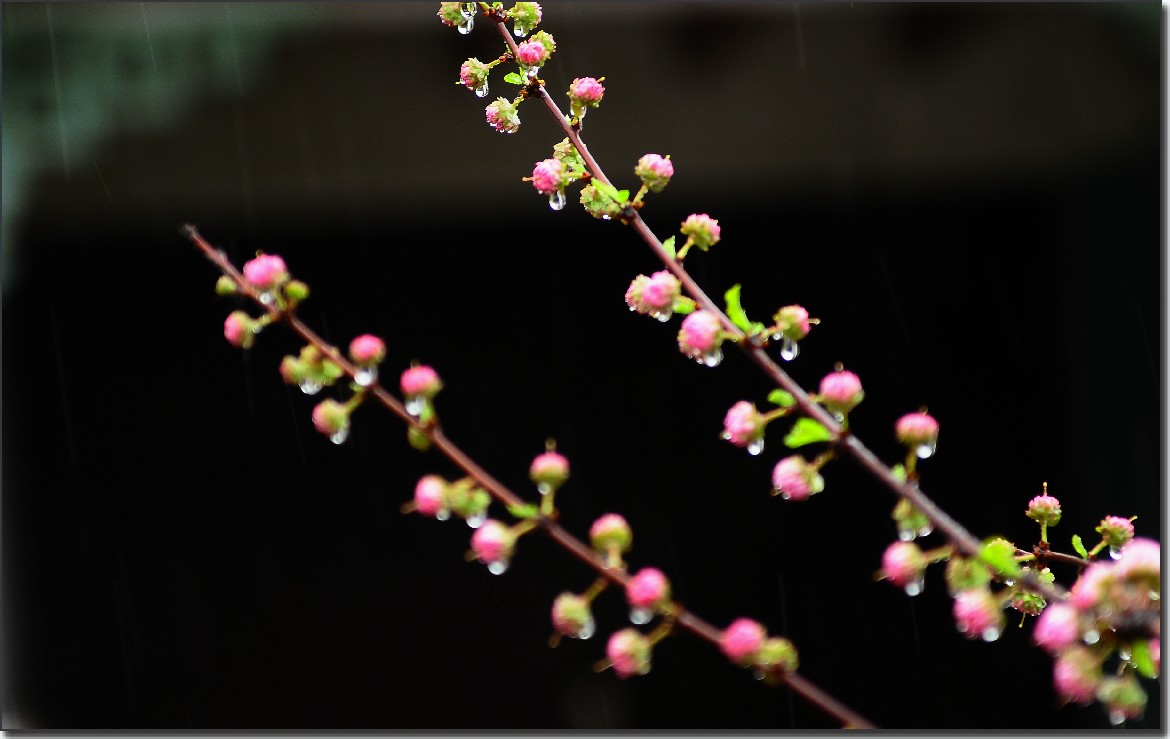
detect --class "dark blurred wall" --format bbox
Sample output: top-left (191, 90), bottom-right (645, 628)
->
top-left (2, 2), bottom-right (1161, 730)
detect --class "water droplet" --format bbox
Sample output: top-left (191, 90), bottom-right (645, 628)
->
top-left (457, 15), bottom-right (473, 34)
top-left (1109, 710), bottom-right (1126, 727)
top-left (1149, 590), bottom-right (1160, 601)
top-left (917, 525), bottom-right (934, 538)
top-left (487, 560), bottom-right (509, 575)
top-left (548, 189), bottom-right (566, 211)
top-left (536, 482), bottom-right (552, 496)
top-left (747, 438), bottom-right (765, 456)
top-left (576, 618), bottom-right (595, 640)
top-left (329, 427), bottom-right (349, 445)
top-left (752, 669), bottom-right (766, 681)
top-left (981, 626), bottom-right (1001, 642)
top-left (832, 411), bottom-right (845, 423)
top-left (702, 348), bottom-right (723, 368)
top-left (916, 441), bottom-right (937, 459)
top-left (435, 509), bottom-right (451, 522)
top-left (354, 366), bottom-right (377, 387)
top-left (720, 431), bottom-right (732, 442)
top-left (251, 323), bottom-right (264, 335)
top-left (474, 83), bottom-right (489, 98)
top-left (513, 23), bottom-right (529, 37)
top-left (405, 396), bottom-right (424, 416)
top-left (299, 379), bottom-right (323, 395)
top-left (1003, 579), bottom-right (1015, 587)
top-left (525, 66), bottom-right (540, 80)
top-left (629, 607), bottom-right (653, 625)
top-left (601, 214), bottom-right (611, 221)
top-left (903, 577), bottom-right (924, 597)
top-left (897, 528), bottom-right (914, 542)
top-left (1083, 629), bottom-right (1101, 645)
top-left (466, 512), bottom-right (487, 529)
top-left (779, 490), bottom-right (792, 501)
top-left (653, 311), bottom-right (670, 323)
top-left (1109, 545), bottom-right (1123, 560)
top-left (779, 337), bottom-right (799, 361)
top-left (1119, 648), bottom-right (1132, 662)
top-left (577, 107), bottom-right (588, 122)
top-left (258, 291), bottom-right (275, 305)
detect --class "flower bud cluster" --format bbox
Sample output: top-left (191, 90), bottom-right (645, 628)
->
top-left (719, 618), bottom-right (799, 683)
top-left (625, 271), bottom-right (681, 322)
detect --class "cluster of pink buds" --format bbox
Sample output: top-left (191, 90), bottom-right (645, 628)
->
top-left (625, 271), bottom-right (681, 322)
top-left (280, 344), bottom-right (345, 396)
top-left (1038, 537), bottom-right (1159, 722)
top-left (677, 310), bottom-right (724, 367)
top-left (721, 401), bottom-right (767, 456)
top-left (719, 618), bottom-right (799, 683)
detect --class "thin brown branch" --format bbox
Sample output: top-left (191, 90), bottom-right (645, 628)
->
top-left (181, 223), bottom-right (877, 730)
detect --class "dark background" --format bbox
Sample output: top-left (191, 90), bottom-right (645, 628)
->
top-left (2, 2), bottom-right (1162, 731)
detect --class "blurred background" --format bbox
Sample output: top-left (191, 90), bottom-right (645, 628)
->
top-left (2, 2), bottom-right (1161, 730)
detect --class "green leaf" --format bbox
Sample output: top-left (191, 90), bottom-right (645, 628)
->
top-left (767, 389), bottom-right (796, 408)
top-left (615, 189), bottom-right (630, 203)
top-left (672, 296), bottom-right (696, 315)
top-left (977, 537), bottom-right (1021, 580)
top-left (1131, 639), bottom-right (1159, 679)
top-left (891, 464), bottom-right (907, 482)
top-left (1071, 534), bottom-right (1088, 559)
top-left (590, 179), bottom-right (621, 203)
top-left (783, 418), bottom-right (833, 448)
top-left (503, 71), bottom-right (523, 85)
top-left (661, 235), bottom-right (676, 259)
top-left (507, 502), bottom-right (540, 520)
top-left (724, 284), bottom-right (753, 332)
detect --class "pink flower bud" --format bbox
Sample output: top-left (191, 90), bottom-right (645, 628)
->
top-left (507, 2), bottom-right (542, 35)
top-left (1070, 563), bottom-right (1111, 610)
top-left (459, 57), bottom-right (490, 92)
top-left (722, 401), bottom-right (765, 449)
top-left (311, 399), bottom-right (349, 439)
top-left (772, 305), bottom-right (811, 342)
top-left (529, 450), bottom-right (570, 492)
top-left (677, 310), bottom-right (723, 364)
top-left (485, 97), bottom-right (520, 134)
top-left (881, 541), bottom-right (927, 595)
top-left (589, 513), bottom-right (632, 554)
top-left (1026, 494), bottom-right (1062, 527)
top-left (626, 568), bottom-right (670, 610)
top-left (437, 2), bottom-right (464, 27)
top-left (720, 618), bottom-right (766, 664)
top-left (680, 213), bottom-right (721, 251)
top-left (530, 158), bottom-right (565, 195)
top-left (551, 592), bottom-right (593, 638)
top-left (634, 154), bottom-right (674, 193)
top-left (401, 365), bottom-right (442, 398)
top-left (515, 39), bottom-right (547, 66)
top-left (223, 311), bottom-right (254, 348)
top-left (348, 334), bottom-right (386, 365)
top-left (1053, 646), bottom-right (1101, 704)
top-left (771, 455), bottom-right (823, 501)
top-left (895, 412), bottom-right (939, 449)
top-left (626, 271), bottom-right (681, 320)
top-left (1115, 536), bottom-right (1160, 581)
top-left (413, 475), bottom-right (448, 518)
top-left (952, 589), bottom-right (1004, 641)
top-left (756, 637), bottom-right (800, 676)
top-left (1097, 515), bottom-right (1136, 550)
top-left (568, 76), bottom-right (605, 106)
top-left (242, 254), bottom-right (288, 291)
top-left (607, 628), bottom-right (651, 678)
top-left (471, 519), bottom-right (514, 567)
top-left (819, 369), bottom-right (864, 416)
top-left (1032, 602), bottom-right (1080, 654)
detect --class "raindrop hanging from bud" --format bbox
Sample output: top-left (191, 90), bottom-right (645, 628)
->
top-left (475, 83), bottom-right (489, 98)
top-left (548, 190), bottom-right (566, 211)
top-left (576, 618), bottom-right (596, 640)
top-left (299, 379), bottom-right (323, 395)
top-left (354, 367), bottom-right (377, 387)
top-left (904, 577), bottom-right (925, 597)
top-left (701, 348), bottom-right (724, 368)
top-left (747, 438), bottom-right (765, 456)
top-left (466, 512), bottom-right (487, 529)
top-left (487, 560), bottom-right (509, 575)
top-left (779, 337), bottom-right (799, 361)
top-left (981, 626), bottom-right (1001, 642)
top-left (330, 428), bottom-right (349, 445)
top-left (629, 607), bottom-right (653, 625)
top-left (916, 441), bottom-right (937, 459)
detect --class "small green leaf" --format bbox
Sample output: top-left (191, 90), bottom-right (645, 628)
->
top-left (977, 537), bottom-right (1021, 580)
top-left (503, 71), bottom-right (523, 85)
top-left (1131, 639), bottom-right (1158, 679)
top-left (507, 502), bottom-right (540, 520)
top-left (590, 179), bottom-right (621, 203)
top-left (891, 464), bottom-right (907, 482)
top-left (1071, 534), bottom-right (1088, 559)
top-left (672, 296), bottom-right (696, 315)
top-left (407, 427), bottom-right (431, 451)
top-left (767, 389), bottom-right (796, 408)
top-left (724, 284), bottom-right (753, 332)
top-left (615, 189), bottom-right (630, 203)
top-left (662, 235), bottom-right (676, 258)
top-left (783, 418), bottom-right (833, 448)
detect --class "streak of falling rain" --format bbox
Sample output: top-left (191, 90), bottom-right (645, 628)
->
top-left (45, 4), bottom-right (70, 178)
top-left (792, 4), bottom-right (807, 72)
top-left (48, 304), bottom-right (77, 465)
top-left (140, 3), bottom-right (158, 72)
top-left (776, 574), bottom-right (796, 729)
top-left (94, 161), bottom-right (116, 207)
